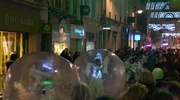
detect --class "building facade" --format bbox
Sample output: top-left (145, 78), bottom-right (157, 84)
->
top-left (0, 0), bottom-right (42, 74)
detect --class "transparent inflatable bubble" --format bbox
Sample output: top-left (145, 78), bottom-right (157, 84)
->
top-left (3, 52), bottom-right (79, 100)
top-left (74, 49), bottom-right (126, 99)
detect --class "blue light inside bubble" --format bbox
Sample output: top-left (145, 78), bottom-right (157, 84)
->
top-left (92, 68), bottom-right (102, 79)
top-left (42, 64), bottom-right (53, 71)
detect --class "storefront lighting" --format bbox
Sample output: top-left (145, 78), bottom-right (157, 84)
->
top-left (102, 27), bottom-right (111, 30)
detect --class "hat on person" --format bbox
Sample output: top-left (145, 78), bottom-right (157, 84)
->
top-left (152, 68), bottom-right (164, 79)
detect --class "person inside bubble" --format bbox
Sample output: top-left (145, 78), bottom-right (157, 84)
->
top-left (85, 52), bottom-right (109, 99)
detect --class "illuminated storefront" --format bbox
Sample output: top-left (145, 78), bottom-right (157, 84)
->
top-left (52, 26), bottom-right (69, 55)
top-left (0, 4), bottom-right (41, 74)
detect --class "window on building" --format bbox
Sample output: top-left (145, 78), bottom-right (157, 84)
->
top-left (92, 0), bottom-right (96, 18)
top-left (109, 12), bottom-right (111, 18)
top-left (55, 0), bottom-right (62, 9)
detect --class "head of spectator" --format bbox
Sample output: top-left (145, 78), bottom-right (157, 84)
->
top-left (152, 68), bottom-right (165, 88)
top-left (161, 81), bottom-right (180, 100)
top-left (10, 54), bottom-right (18, 60)
top-left (152, 68), bottom-right (164, 80)
top-left (138, 70), bottom-right (156, 86)
top-left (122, 83), bottom-right (148, 100)
top-left (71, 82), bottom-right (92, 100)
top-left (64, 48), bottom-right (68, 53)
top-left (151, 90), bottom-right (174, 100)
top-left (138, 70), bottom-right (157, 99)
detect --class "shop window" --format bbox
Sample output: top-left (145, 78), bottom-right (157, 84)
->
top-left (0, 31), bottom-right (27, 75)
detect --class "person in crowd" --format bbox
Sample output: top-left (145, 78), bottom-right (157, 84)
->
top-left (5, 54), bottom-right (18, 71)
top-left (73, 51), bottom-right (80, 63)
top-left (174, 55), bottom-right (180, 73)
top-left (173, 53), bottom-right (179, 64)
top-left (151, 90), bottom-right (174, 100)
top-left (160, 81), bottom-right (180, 100)
top-left (71, 82), bottom-right (92, 100)
top-left (152, 68), bottom-right (165, 88)
top-left (122, 83), bottom-right (148, 100)
top-left (138, 70), bottom-right (158, 100)
top-left (153, 54), bottom-right (165, 69)
top-left (162, 61), bottom-right (180, 82)
top-left (147, 51), bottom-right (157, 72)
top-left (60, 48), bottom-right (69, 59)
top-left (67, 52), bottom-right (73, 63)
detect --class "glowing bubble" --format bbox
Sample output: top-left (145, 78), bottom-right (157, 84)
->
top-left (74, 49), bottom-right (126, 99)
top-left (3, 52), bottom-right (79, 100)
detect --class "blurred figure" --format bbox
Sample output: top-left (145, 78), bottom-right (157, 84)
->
top-left (122, 83), bottom-right (148, 100)
top-left (162, 61), bottom-right (180, 82)
top-left (60, 48), bottom-right (69, 59)
top-left (73, 51), bottom-right (80, 63)
top-left (138, 70), bottom-right (158, 100)
top-left (151, 90), bottom-right (174, 100)
top-left (67, 52), bottom-right (73, 63)
top-left (152, 68), bottom-right (164, 88)
top-left (161, 81), bottom-right (180, 100)
top-left (71, 82), bottom-right (92, 100)
top-left (147, 51), bottom-right (157, 72)
top-left (5, 54), bottom-right (18, 71)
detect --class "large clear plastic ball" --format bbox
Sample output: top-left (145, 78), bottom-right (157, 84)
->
top-left (74, 49), bottom-right (126, 99)
top-left (3, 52), bottom-right (79, 100)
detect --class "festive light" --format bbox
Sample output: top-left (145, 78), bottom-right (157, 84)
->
top-left (162, 33), bottom-right (180, 37)
top-left (150, 12), bottom-right (180, 18)
top-left (146, 2), bottom-right (169, 10)
top-left (148, 24), bottom-right (175, 31)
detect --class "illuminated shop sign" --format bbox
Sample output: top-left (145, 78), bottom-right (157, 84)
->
top-left (134, 34), bottom-right (141, 41)
top-left (74, 28), bottom-right (84, 36)
top-left (148, 24), bottom-right (175, 31)
top-left (150, 12), bottom-right (180, 18)
top-left (146, 2), bottom-right (169, 10)
top-left (162, 33), bottom-right (180, 37)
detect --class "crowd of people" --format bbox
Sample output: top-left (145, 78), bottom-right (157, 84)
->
top-left (60, 48), bottom-right (80, 63)
top-left (67, 47), bottom-right (180, 100)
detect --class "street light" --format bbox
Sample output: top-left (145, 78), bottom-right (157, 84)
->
top-left (137, 10), bottom-right (143, 14)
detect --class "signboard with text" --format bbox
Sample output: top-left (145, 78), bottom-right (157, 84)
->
top-left (71, 25), bottom-right (85, 39)
top-left (0, 5), bottom-right (40, 33)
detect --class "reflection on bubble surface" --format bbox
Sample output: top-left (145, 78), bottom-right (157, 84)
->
top-left (3, 52), bottom-right (79, 100)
